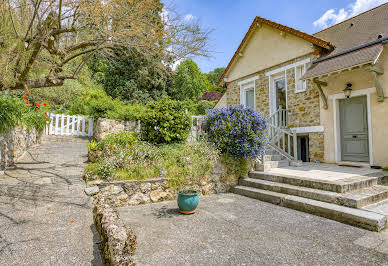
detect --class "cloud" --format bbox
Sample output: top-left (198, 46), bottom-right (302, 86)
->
top-left (184, 14), bottom-right (196, 22)
top-left (313, 0), bottom-right (388, 29)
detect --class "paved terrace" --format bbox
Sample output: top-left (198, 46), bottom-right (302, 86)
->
top-left (118, 193), bottom-right (388, 266)
top-left (268, 163), bottom-right (384, 182)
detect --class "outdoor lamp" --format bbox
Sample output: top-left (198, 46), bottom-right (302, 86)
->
top-left (343, 83), bottom-right (352, 98)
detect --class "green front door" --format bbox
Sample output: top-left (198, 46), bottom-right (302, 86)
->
top-left (339, 96), bottom-right (369, 162)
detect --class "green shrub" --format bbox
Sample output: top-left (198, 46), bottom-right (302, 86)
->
top-left (184, 100), bottom-right (216, 115)
top-left (96, 131), bottom-right (138, 150)
top-left (140, 97), bottom-right (191, 144)
top-left (0, 94), bottom-right (47, 133)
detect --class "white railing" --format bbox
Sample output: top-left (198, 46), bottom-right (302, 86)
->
top-left (267, 108), bottom-right (298, 161)
top-left (46, 113), bottom-right (93, 137)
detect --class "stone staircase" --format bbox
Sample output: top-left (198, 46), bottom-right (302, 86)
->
top-left (233, 170), bottom-right (388, 231)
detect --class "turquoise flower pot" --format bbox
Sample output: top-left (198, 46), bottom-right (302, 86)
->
top-left (177, 190), bottom-right (199, 214)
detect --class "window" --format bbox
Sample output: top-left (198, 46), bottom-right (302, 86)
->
top-left (295, 64), bottom-right (307, 93)
top-left (274, 77), bottom-right (286, 110)
top-left (240, 82), bottom-right (255, 110)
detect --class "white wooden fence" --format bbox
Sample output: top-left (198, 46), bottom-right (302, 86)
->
top-left (45, 113), bottom-right (93, 137)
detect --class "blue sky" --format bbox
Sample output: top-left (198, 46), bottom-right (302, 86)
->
top-left (164, 0), bottom-right (387, 73)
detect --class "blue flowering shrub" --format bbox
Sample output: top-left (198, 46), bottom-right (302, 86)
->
top-left (203, 106), bottom-right (267, 159)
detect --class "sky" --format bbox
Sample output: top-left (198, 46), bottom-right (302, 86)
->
top-left (164, 0), bottom-right (388, 73)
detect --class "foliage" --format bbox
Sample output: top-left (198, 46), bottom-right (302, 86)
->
top-left (206, 67), bottom-right (225, 85)
top-left (203, 105), bottom-right (267, 159)
top-left (198, 91), bottom-right (222, 101)
top-left (221, 153), bottom-right (250, 178)
top-left (0, 0), bottom-right (211, 91)
top-left (95, 132), bottom-right (138, 151)
top-left (88, 140), bottom-right (97, 151)
top-left (67, 85), bottom-right (145, 120)
top-left (0, 93), bottom-right (48, 133)
top-left (140, 97), bottom-right (191, 144)
top-left (185, 100), bottom-right (217, 115)
top-left (383, 167), bottom-right (388, 171)
top-left (170, 59), bottom-right (209, 101)
top-left (85, 132), bottom-right (219, 190)
top-left (89, 50), bottom-right (171, 104)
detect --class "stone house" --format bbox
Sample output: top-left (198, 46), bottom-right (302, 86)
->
top-left (217, 3), bottom-right (388, 167)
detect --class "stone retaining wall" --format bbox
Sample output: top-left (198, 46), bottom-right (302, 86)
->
top-left (93, 196), bottom-right (136, 265)
top-left (93, 118), bottom-right (140, 142)
top-left (0, 126), bottom-right (43, 170)
top-left (85, 160), bottom-right (243, 207)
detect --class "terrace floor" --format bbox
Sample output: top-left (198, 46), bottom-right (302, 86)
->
top-left (117, 193), bottom-right (388, 266)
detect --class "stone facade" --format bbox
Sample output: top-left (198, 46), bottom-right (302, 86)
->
top-left (0, 126), bottom-right (43, 170)
top-left (309, 132), bottom-right (324, 162)
top-left (85, 160), bottom-right (241, 207)
top-left (93, 118), bottom-right (140, 142)
top-left (225, 54), bottom-right (324, 161)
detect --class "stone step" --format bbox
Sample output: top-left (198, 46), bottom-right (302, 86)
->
top-left (338, 185), bottom-right (388, 208)
top-left (240, 178), bottom-right (388, 208)
top-left (249, 171), bottom-right (378, 193)
top-left (263, 155), bottom-right (282, 162)
top-left (232, 186), bottom-right (387, 231)
top-left (255, 160), bottom-right (289, 172)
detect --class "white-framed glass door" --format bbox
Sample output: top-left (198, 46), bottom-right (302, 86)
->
top-left (270, 74), bottom-right (287, 114)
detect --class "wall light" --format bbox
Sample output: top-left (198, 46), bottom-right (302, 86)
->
top-left (343, 83), bottom-right (352, 98)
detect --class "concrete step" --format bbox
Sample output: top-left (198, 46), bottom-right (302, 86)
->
top-left (263, 155), bottom-right (282, 162)
top-left (232, 186), bottom-right (387, 231)
top-left (240, 178), bottom-right (388, 208)
top-left (255, 160), bottom-right (289, 172)
top-left (249, 171), bottom-right (378, 193)
top-left (338, 185), bottom-right (388, 208)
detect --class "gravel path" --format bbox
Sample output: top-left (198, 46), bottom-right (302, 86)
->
top-left (0, 137), bottom-right (101, 265)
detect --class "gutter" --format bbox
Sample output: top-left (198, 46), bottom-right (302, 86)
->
top-left (313, 36), bottom-right (388, 64)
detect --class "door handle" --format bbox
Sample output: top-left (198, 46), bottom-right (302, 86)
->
top-left (352, 135), bottom-right (357, 138)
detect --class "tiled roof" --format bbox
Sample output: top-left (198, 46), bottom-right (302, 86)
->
top-left (303, 43), bottom-right (384, 79)
top-left (304, 2), bottom-right (388, 79)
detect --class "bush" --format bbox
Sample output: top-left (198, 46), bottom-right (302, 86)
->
top-left (0, 93), bottom-right (48, 133)
top-left (140, 97), bottom-right (191, 144)
top-left (198, 90), bottom-right (222, 101)
top-left (96, 131), bottom-right (138, 151)
top-left (185, 100), bottom-right (216, 115)
top-left (203, 105), bottom-right (267, 159)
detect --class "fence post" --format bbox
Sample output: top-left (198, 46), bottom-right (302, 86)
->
top-left (88, 118), bottom-right (94, 137)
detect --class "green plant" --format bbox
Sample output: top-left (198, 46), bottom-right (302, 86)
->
top-left (96, 132), bottom-right (138, 151)
top-left (0, 94), bottom-right (22, 133)
top-left (88, 140), bottom-right (97, 151)
top-left (383, 167), bottom-right (388, 171)
top-left (221, 153), bottom-right (250, 178)
top-left (140, 97), bottom-right (191, 144)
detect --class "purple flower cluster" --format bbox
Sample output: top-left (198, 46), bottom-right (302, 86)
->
top-left (203, 105), bottom-right (267, 159)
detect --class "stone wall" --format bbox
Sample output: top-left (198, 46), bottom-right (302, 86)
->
top-left (85, 160), bottom-right (242, 207)
top-left (93, 197), bottom-right (136, 265)
top-left (309, 132), bottom-right (324, 162)
top-left (93, 118), bottom-right (140, 142)
top-left (226, 54), bottom-right (320, 126)
top-left (0, 126), bottom-right (43, 170)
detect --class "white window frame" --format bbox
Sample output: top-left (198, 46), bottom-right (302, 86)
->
top-left (295, 64), bottom-right (307, 93)
top-left (239, 76), bottom-right (257, 110)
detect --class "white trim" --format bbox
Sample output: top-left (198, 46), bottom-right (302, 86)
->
top-left (293, 126), bottom-right (324, 134)
top-left (331, 87), bottom-right (375, 165)
top-left (294, 64), bottom-right (307, 93)
top-left (373, 48), bottom-right (384, 65)
top-left (237, 75), bottom-right (259, 85)
top-left (240, 81), bottom-right (256, 110)
top-left (265, 58), bottom-right (310, 77)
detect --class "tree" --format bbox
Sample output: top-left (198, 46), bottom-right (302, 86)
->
top-left (89, 49), bottom-right (171, 104)
top-left (206, 67), bottom-right (225, 85)
top-left (0, 0), bottom-right (211, 91)
top-left (170, 59), bottom-right (208, 101)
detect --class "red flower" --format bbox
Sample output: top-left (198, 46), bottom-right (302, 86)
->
top-left (50, 101), bottom-right (54, 105)
top-left (43, 103), bottom-right (47, 107)
top-left (45, 118), bottom-right (49, 121)
top-left (44, 111), bottom-right (48, 115)
top-left (35, 102), bottom-right (40, 107)
top-left (25, 92), bottom-right (30, 96)
top-left (38, 98), bottom-right (42, 101)
top-left (36, 109), bottom-right (40, 111)
top-left (23, 95), bottom-right (27, 99)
